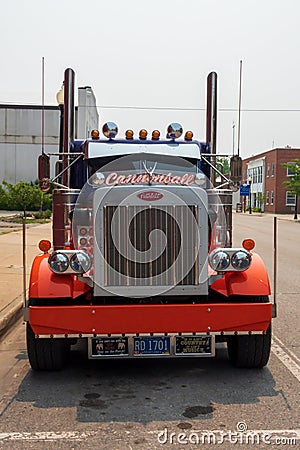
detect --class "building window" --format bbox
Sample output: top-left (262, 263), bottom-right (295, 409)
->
top-left (270, 191), bottom-right (274, 205)
top-left (265, 191), bottom-right (269, 205)
top-left (253, 167), bottom-right (257, 183)
top-left (286, 162), bottom-right (296, 177)
top-left (247, 169), bottom-right (252, 183)
top-left (258, 166), bottom-right (262, 183)
top-left (286, 191), bottom-right (296, 206)
top-left (271, 162), bottom-right (275, 176)
top-left (267, 163), bottom-right (270, 177)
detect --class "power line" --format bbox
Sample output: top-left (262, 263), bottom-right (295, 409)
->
top-left (1, 101), bottom-right (300, 112)
top-left (97, 106), bottom-right (300, 112)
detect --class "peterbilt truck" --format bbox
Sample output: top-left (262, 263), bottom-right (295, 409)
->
top-left (26, 68), bottom-right (273, 370)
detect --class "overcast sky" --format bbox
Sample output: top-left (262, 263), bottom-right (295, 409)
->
top-left (1, 0), bottom-right (299, 157)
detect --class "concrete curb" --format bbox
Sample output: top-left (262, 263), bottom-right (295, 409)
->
top-left (0, 295), bottom-right (23, 338)
top-left (234, 211), bottom-right (299, 222)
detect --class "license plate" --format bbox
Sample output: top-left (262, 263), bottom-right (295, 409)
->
top-left (92, 337), bottom-right (128, 356)
top-left (175, 335), bottom-right (213, 355)
top-left (134, 336), bottom-right (170, 356)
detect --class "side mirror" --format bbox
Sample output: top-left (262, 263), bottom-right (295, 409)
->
top-left (230, 155), bottom-right (242, 183)
top-left (38, 153), bottom-right (50, 180)
top-left (38, 154), bottom-right (51, 192)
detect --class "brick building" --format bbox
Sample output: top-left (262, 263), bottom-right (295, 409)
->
top-left (242, 147), bottom-right (300, 214)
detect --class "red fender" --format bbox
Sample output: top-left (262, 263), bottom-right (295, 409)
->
top-left (210, 253), bottom-right (271, 297)
top-left (29, 253), bottom-right (91, 299)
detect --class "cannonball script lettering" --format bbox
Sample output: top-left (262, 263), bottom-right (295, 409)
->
top-left (105, 172), bottom-right (195, 186)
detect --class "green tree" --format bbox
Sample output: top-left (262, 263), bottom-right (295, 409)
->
top-left (0, 181), bottom-right (52, 211)
top-left (282, 159), bottom-right (300, 218)
top-left (216, 157), bottom-right (230, 174)
top-left (257, 192), bottom-right (266, 211)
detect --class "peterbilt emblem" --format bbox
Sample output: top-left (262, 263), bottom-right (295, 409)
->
top-left (138, 191), bottom-right (163, 201)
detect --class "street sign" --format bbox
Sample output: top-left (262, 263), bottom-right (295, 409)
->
top-left (240, 184), bottom-right (250, 196)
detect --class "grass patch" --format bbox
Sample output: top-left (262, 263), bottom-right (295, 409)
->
top-left (0, 210), bottom-right (52, 224)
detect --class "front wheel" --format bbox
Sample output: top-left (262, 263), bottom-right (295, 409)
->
top-left (26, 323), bottom-right (69, 371)
top-left (227, 295), bottom-right (271, 368)
top-left (227, 326), bottom-right (271, 368)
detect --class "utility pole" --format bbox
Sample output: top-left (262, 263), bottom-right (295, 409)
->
top-left (232, 122), bottom-right (235, 154)
top-left (237, 60), bottom-right (243, 157)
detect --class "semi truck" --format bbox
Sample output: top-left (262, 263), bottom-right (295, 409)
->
top-left (25, 68), bottom-right (273, 370)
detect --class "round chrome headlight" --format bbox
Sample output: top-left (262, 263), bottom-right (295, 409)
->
top-left (231, 251), bottom-right (251, 270)
top-left (209, 250), bottom-right (230, 271)
top-left (48, 253), bottom-right (69, 273)
top-left (70, 252), bottom-right (91, 273)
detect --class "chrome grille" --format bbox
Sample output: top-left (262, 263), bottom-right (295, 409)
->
top-left (104, 205), bottom-right (199, 287)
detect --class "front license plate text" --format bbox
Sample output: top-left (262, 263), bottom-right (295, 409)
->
top-left (134, 336), bottom-right (170, 355)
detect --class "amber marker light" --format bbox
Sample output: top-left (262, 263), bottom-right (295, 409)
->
top-left (139, 129), bottom-right (148, 140)
top-left (242, 238), bottom-right (255, 251)
top-left (125, 129), bottom-right (134, 140)
top-left (152, 130), bottom-right (160, 140)
top-left (39, 239), bottom-right (51, 253)
top-left (185, 131), bottom-right (194, 141)
top-left (91, 129), bottom-right (100, 140)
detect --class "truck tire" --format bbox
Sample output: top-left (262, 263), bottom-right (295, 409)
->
top-left (226, 296), bottom-right (271, 368)
top-left (26, 323), bottom-right (69, 371)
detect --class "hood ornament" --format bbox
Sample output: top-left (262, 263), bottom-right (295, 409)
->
top-left (143, 161), bottom-right (157, 185)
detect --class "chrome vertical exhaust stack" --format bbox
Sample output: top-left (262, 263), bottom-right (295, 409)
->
top-left (62, 68), bottom-right (75, 187)
top-left (206, 72), bottom-right (218, 186)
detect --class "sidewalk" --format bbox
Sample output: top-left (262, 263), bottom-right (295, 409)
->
top-left (0, 222), bottom-right (51, 336)
top-left (234, 211), bottom-right (299, 221)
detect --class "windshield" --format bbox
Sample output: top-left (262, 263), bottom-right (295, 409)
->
top-left (87, 154), bottom-right (199, 177)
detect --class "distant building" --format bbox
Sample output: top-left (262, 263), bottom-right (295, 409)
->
top-left (0, 87), bottom-right (99, 183)
top-left (77, 86), bottom-right (98, 139)
top-left (242, 147), bottom-right (300, 214)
